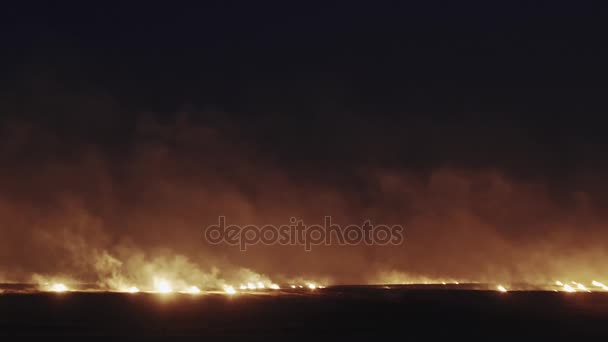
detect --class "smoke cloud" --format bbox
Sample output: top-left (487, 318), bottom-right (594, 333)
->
top-left (1, 107), bottom-right (607, 288)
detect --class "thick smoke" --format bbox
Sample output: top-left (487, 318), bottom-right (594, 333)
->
top-left (1, 110), bottom-right (607, 288)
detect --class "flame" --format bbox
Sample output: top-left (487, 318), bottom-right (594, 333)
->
top-left (22, 270), bottom-right (608, 294)
top-left (127, 286), bottom-right (139, 293)
top-left (563, 284), bottom-right (576, 292)
top-left (50, 283), bottom-right (68, 292)
top-left (224, 285), bottom-right (236, 295)
top-left (153, 278), bottom-right (172, 294)
top-left (185, 286), bottom-right (201, 294)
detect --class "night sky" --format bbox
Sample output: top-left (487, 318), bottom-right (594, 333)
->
top-left (1, 2), bottom-right (608, 286)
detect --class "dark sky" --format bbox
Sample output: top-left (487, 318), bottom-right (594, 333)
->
top-left (1, 2), bottom-right (608, 286)
top-left (2, 2), bottom-right (607, 161)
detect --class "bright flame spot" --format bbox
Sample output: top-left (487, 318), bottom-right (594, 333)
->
top-left (224, 286), bottom-right (236, 295)
top-left (154, 279), bottom-right (172, 294)
top-left (441, 282), bottom-right (446, 285)
top-left (592, 281), bottom-right (608, 290)
top-left (497, 285), bottom-right (508, 293)
top-left (270, 284), bottom-right (280, 290)
top-left (240, 285), bottom-right (247, 290)
top-left (299, 285), bottom-right (304, 288)
top-left (571, 281), bottom-right (578, 285)
top-left (50, 283), bottom-right (68, 292)
top-left (256, 282), bottom-right (265, 289)
top-left (290, 285), bottom-right (296, 289)
top-left (576, 283), bottom-right (589, 292)
top-left (127, 286), bottom-right (139, 293)
top-left (307, 283), bottom-right (317, 290)
top-left (555, 281), bottom-right (564, 286)
top-left (247, 283), bottom-right (256, 290)
top-left (186, 286), bottom-right (201, 294)
top-left (563, 284), bottom-right (576, 293)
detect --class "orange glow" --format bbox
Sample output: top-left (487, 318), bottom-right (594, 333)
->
top-left (153, 278), bottom-right (172, 294)
top-left (127, 286), bottom-right (140, 293)
top-left (50, 283), bottom-right (68, 292)
top-left (563, 284), bottom-right (576, 292)
top-left (185, 286), bottom-right (201, 294)
top-left (224, 286), bottom-right (236, 295)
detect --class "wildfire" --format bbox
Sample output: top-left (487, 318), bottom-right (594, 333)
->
top-left (562, 284), bottom-right (576, 293)
top-left (127, 286), bottom-right (140, 293)
top-left (28, 270), bottom-right (608, 296)
top-left (50, 283), bottom-right (68, 292)
top-left (153, 279), bottom-right (173, 294)
top-left (233, 281), bottom-right (285, 291)
top-left (224, 286), bottom-right (236, 295)
top-left (185, 286), bottom-right (201, 294)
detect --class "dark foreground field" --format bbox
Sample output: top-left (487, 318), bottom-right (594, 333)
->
top-left (2, 287), bottom-right (608, 340)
